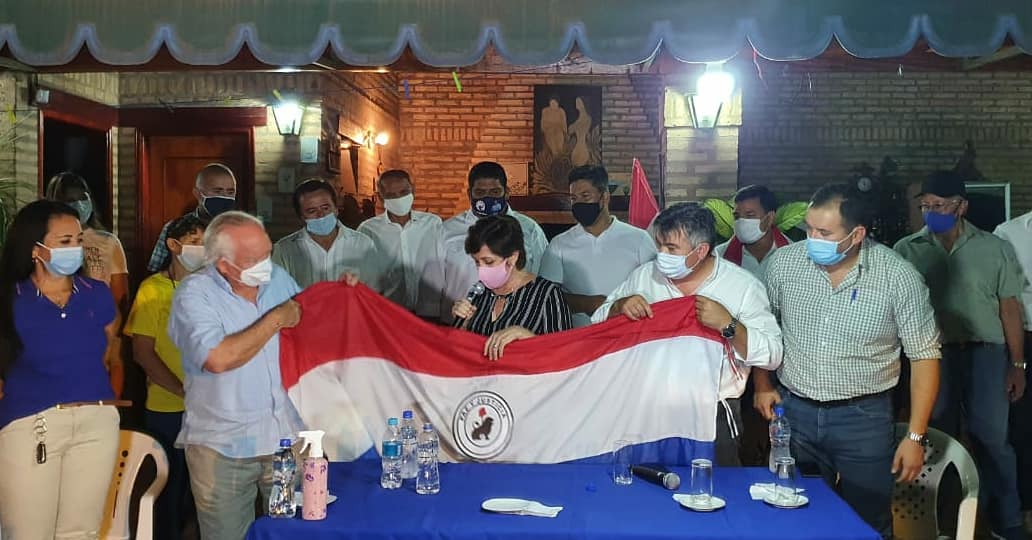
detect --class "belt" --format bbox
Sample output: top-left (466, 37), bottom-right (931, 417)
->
top-left (54, 400), bottom-right (132, 409)
top-left (785, 389), bottom-right (889, 409)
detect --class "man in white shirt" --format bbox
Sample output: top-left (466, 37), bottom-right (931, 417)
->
top-left (423, 161), bottom-right (548, 322)
top-left (273, 179), bottom-right (383, 290)
top-left (592, 202), bottom-right (783, 466)
top-left (994, 210), bottom-right (1032, 522)
top-left (358, 170), bottom-right (442, 312)
top-left (714, 185), bottom-right (791, 282)
top-left (539, 165), bottom-right (655, 327)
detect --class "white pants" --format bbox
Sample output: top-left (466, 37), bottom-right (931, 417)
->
top-left (0, 405), bottom-right (119, 540)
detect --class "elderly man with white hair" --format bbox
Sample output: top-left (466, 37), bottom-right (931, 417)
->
top-left (169, 210), bottom-right (305, 540)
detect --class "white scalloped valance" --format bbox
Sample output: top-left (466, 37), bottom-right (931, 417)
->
top-left (1, 0), bottom-right (1029, 67)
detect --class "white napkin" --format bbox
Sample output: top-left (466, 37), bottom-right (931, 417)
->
top-left (522, 501), bottom-right (563, 518)
top-left (749, 483), bottom-right (805, 501)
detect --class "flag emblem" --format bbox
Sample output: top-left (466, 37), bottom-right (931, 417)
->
top-left (453, 391), bottom-right (514, 460)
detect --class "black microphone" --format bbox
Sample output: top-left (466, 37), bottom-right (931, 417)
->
top-left (631, 465), bottom-right (681, 490)
top-left (460, 282), bottom-right (486, 329)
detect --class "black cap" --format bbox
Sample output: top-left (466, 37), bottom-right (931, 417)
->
top-left (919, 171), bottom-right (966, 199)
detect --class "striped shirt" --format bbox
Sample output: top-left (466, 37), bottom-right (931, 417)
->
top-left (455, 276), bottom-right (572, 337)
top-left (764, 240), bottom-right (940, 402)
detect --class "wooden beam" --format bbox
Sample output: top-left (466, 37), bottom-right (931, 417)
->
top-left (962, 46), bottom-right (1025, 70)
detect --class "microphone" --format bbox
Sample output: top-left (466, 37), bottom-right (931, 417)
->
top-left (631, 465), bottom-right (681, 490)
top-left (466, 281), bottom-right (486, 302)
top-left (460, 282), bottom-right (486, 329)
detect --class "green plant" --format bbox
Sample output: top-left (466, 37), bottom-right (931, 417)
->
top-left (702, 198), bottom-right (809, 241)
top-left (0, 178), bottom-right (19, 252)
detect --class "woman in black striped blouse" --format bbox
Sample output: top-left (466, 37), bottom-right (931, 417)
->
top-left (452, 215), bottom-right (572, 360)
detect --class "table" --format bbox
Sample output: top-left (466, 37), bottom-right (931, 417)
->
top-left (246, 461), bottom-right (880, 540)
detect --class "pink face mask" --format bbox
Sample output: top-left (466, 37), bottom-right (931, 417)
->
top-left (477, 260), bottom-right (512, 289)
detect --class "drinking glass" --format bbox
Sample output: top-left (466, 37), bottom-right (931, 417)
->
top-left (689, 458), bottom-right (713, 506)
top-left (612, 440), bottom-right (633, 485)
top-left (773, 456), bottom-right (798, 506)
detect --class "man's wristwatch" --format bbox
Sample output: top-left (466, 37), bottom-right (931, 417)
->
top-left (907, 432), bottom-right (928, 446)
top-left (721, 318), bottom-right (739, 340)
top-left (1013, 361), bottom-right (1027, 370)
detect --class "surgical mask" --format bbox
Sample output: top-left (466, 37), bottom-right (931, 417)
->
top-left (472, 197), bottom-right (507, 218)
top-left (36, 243), bottom-right (83, 276)
top-left (202, 195), bottom-right (236, 217)
top-left (70, 199), bottom-right (93, 225)
top-left (176, 244), bottom-right (207, 273)
top-left (228, 257), bottom-right (273, 287)
top-left (923, 211), bottom-right (957, 234)
top-left (477, 261), bottom-right (512, 289)
top-left (305, 213), bottom-right (338, 236)
top-left (384, 193), bottom-right (414, 216)
top-left (733, 218), bottom-right (765, 244)
top-left (571, 202), bottom-right (602, 227)
top-left (806, 231), bottom-right (855, 266)
top-left (656, 249), bottom-right (703, 280)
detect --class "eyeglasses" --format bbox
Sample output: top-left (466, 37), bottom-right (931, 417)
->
top-left (918, 200), bottom-right (960, 213)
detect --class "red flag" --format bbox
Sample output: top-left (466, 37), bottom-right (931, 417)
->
top-left (629, 158), bottom-right (659, 229)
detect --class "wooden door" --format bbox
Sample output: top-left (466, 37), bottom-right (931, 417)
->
top-left (140, 134), bottom-right (251, 275)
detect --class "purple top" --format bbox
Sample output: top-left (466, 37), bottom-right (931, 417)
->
top-left (0, 276), bottom-right (115, 429)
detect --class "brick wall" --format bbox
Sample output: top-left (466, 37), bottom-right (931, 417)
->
top-left (397, 71), bottom-right (663, 218)
top-left (740, 71), bottom-right (1032, 215)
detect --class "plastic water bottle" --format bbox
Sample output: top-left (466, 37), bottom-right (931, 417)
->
top-left (416, 423), bottom-right (440, 495)
top-left (768, 405), bottom-right (791, 473)
top-left (381, 418), bottom-right (402, 489)
top-left (268, 438), bottom-right (297, 518)
top-left (400, 410), bottom-right (418, 480)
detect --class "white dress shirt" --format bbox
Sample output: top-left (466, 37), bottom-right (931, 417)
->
top-left (713, 239), bottom-right (787, 284)
top-left (539, 217), bottom-right (657, 327)
top-left (272, 222), bottom-right (383, 290)
top-left (421, 208), bottom-right (548, 322)
top-left (994, 210), bottom-right (1032, 331)
top-left (358, 211), bottom-right (442, 311)
top-left (592, 256), bottom-right (783, 400)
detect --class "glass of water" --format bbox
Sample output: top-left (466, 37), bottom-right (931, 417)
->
top-left (612, 440), bottom-right (633, 485)
top-left (773, 456), bottom-right (798, 506)
top-left (690, 458), bottom-right (713, 506)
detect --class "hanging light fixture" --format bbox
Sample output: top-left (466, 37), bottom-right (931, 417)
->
top-left (690, 63), bottom-right (735, 129)
top-left (272, 99), bottom-right (305, 136)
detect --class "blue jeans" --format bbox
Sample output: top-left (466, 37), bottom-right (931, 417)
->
top-left (781, 389), bottom-right (895, 539)
top-left (934, 343), bottom-right (1023, 530)
top-left (145, 410), bottom-right (192, 540)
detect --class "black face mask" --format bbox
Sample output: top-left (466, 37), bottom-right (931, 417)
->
top-left (571, 202), bottom-right (602, 227)
top-left (202, 195), bottom-right (236, 218)
top-left (472, 196), bottom-right (507, 218)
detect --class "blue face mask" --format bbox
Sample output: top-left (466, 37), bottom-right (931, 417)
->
top-left (923, 211), bottom-right (957, 234)
top-left (70, 199), bottom-right (92, 225)
top-left (805, 230), bottom-right (856, 266)
top-left (36, 243), bottom-right (84, 276)
top-left (472, 197), bottom-right (507, 218)
top-left (305, 213), bottom-right (338, 236)
top-left (202, 195), bottom-right (235, 218)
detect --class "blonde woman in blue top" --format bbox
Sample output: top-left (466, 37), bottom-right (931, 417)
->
top-left (0, 200), bottom-right (122, 539)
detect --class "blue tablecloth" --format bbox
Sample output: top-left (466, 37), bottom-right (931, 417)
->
top-left (246, 461), bottom-right (880, 540)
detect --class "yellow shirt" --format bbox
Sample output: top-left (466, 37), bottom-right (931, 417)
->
top-left (124, 273), bottom-right (184, 412)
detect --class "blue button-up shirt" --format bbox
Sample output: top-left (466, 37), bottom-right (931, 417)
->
top-left (169, 264), bottom-right (304, 458)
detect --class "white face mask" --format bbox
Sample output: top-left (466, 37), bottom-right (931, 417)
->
top-left (733, 218), bottom-right (765, 244)
top-left (655, 247), bottom-right (704, 280)
top-left (228, 257), bottom-right (273, 287)
top-left (383, 193), bottom-right (414, 216)
top-left (177, 244), bottom-right (207, 273)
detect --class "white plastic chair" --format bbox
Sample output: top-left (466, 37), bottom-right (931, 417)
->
top-left (892, 423), bottom-right (979, 540)
top-left (100, 430), bottom-right (169, 540)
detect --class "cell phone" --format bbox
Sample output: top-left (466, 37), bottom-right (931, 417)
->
top-left (797, 461), bottom-right (823, 478)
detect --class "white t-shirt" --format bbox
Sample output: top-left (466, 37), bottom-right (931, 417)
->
top-left (82, 228), bottom-right (128, 285)
top-left (994, 211), bottom-right (1032, 331)
top-left (421, 208), bottom-right (547, 322)
top-left (592, 256), bottom-right (783, 400)
top-left (272, 223), bottom-right (383, 290)
top-left (357, 211), bottom-right (443, 312)
top-left (539, 217), bottom-right (656, 327)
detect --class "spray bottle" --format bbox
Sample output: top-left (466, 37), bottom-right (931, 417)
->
top-left (298, 430), bottom-right (328, 521)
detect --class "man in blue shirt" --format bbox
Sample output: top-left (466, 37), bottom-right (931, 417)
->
top-left (169, 211), bottom-right (304, 540)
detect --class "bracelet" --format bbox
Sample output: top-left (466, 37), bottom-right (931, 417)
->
top-left (1013, 361), bottom-right (1027, 370)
